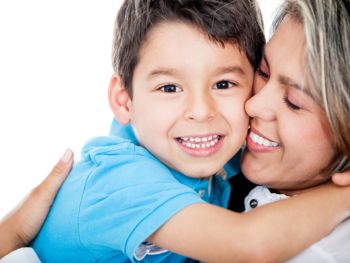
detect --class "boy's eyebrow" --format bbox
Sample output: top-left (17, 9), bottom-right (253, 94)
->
top-left (147, 68), bottom-right (179, 79)
top-left (214, 65), bottom-right (246, 76)
top-left (147, 65), bottom-right (246, 79)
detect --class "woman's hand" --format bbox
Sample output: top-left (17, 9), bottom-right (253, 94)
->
top-left (332, 170), bottom-right (350, 186)
top-left (0, 149), bottom-right (74, 258)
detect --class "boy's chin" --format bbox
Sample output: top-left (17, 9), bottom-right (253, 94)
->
top-left (179, 166), bottom-right (221, 179)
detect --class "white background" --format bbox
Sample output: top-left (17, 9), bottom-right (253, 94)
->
top-left (0, 0), bottom-right (282, 218)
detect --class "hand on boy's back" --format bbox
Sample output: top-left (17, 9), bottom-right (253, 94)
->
top-left (0, 149), bottom-right (74, 257)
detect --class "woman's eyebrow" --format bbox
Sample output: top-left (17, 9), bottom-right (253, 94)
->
top-left (279, 75), bottom-right (305, 90)
top-left (278, 75), bottom-right (314, 98)
top-left (263, 48), bottom-right (315, 99)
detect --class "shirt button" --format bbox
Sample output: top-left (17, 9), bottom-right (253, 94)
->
top-left (198, 189), bottom-right (206, 197)
top-left (250, 199), bottom-right (258, 208)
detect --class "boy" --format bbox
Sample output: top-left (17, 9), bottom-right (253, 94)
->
top-left (31, 1), bottom-right (350, 262)
top-left (32, 1), bottom-right (261, 261)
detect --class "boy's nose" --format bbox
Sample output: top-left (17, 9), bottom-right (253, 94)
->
top-left (245, 83), bottom-right (276, 121)
top-left (184, 93), bottom-right (215, 122)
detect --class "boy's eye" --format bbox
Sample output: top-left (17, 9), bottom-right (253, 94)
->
top-left (256, 67), bottom-right (270, 80)
top-left (215, 80), bottom-right (236, 89)
top-left (159, 84), bottom-right (181, 93)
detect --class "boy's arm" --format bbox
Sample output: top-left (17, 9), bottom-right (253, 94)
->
top-left (0, 149), bottom-right (73, 258)
top-left (149, 180), bottom-right (350, 263)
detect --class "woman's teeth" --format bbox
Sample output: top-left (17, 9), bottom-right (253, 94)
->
top-left (178, 135), bottom-right (220, 149)
top-left (249, 131), bottom-right (279, 147)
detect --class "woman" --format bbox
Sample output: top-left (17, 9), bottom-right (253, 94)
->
top-left (243, 0), bottom-right (350, 187)
top-left (231, 0), bottom-right (350, 261)
top-left (2, 1), bottom-right (350, 262)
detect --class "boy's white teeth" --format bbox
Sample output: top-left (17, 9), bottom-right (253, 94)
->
top-left (249, 131), bottom-right (279, 147)
top-left (180, 135), bottom-right (220, 149)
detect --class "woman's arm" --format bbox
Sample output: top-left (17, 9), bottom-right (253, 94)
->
top-left (0, 149), bottom-right (73, 258)
top-left (149, 178), bottom-right (350, 262)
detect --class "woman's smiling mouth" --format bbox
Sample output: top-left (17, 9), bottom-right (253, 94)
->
top-left (249, 130), bottom-right (279, 147)
top-left (246, 129), bottom-right (280, 153)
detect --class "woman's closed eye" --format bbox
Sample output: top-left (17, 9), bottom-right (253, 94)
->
top-left (256, 58), bottom-right (270, 80)
top-left (283, 94), bottom-right (301, 110)
top-left (256, 66), bottom-right (270, 80)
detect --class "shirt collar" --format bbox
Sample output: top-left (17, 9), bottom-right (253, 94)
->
top-left (109, 118), bottom-right (240, 180)
top-left (109, 118), bottom-right (139, 145)
top-left (244, 186), bottom-right (288, 212)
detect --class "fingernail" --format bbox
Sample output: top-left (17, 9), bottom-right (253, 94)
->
top-left (61, 149), bottom-right (73, 163)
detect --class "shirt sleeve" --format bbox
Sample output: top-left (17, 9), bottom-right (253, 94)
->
top-left (0, 248), bottom-right (41, 263)
top-left (78, 150), bottom-right (204, 261)
top-left (286, 218), bottom-right (350, 263)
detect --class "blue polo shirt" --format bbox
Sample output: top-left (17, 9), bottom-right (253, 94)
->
top-left (32, 120), bottom-right (240, 263)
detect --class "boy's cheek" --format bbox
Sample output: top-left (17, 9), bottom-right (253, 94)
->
top-left (223, 94), bottom-right (249, 114)
top-left (223, 107), bottom-right (249, 131)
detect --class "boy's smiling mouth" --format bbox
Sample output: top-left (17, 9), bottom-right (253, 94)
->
top-left (175, 134), bottom-right (225, 157)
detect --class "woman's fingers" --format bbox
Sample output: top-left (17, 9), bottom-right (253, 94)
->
top-left (0, 149), bottom-right (74, 257)
top-left (34, 149), bottom-right (74, 204)
top-left (332, 171), bottom-right (350, 186)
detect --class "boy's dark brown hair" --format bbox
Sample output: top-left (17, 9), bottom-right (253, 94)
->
top-left (112, 0), bottom-right (265, 97)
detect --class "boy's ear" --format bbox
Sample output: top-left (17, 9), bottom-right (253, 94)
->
top-left (108, 74), bottom-right (132, 125)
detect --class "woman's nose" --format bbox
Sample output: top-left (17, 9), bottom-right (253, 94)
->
top-left (245, 82), bottom-right (276, 121)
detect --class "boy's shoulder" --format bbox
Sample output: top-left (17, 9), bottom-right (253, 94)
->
top-left (82, 135), bottom-right (156, 163)
top-left (74, 136), bottom-right (204, 261)
top-left (33, 135), bottom-right (204, 262)
top-left (75, 135), bottom-right (178, 189)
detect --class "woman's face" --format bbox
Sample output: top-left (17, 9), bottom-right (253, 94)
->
top-left (241, 17), bottom-right (336, 193)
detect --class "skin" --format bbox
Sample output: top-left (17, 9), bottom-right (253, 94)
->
top-left (110, 21), bottom-right (253, 178)
top-left (242, 17), bottom-right (336, 194)
top-left (108, 20), bottom-right (350, 262)
top-left (333, 173), bottom-right (350, 186)
top-left (0, 149), bottom-right (73, 258)
top-left (2, 16), bottom-right (350, 262)
top-left (2, 12), bottom-right (350, 262)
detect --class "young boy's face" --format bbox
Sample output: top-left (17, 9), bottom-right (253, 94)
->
top-left (114, 21), bottom-right (253, 178)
